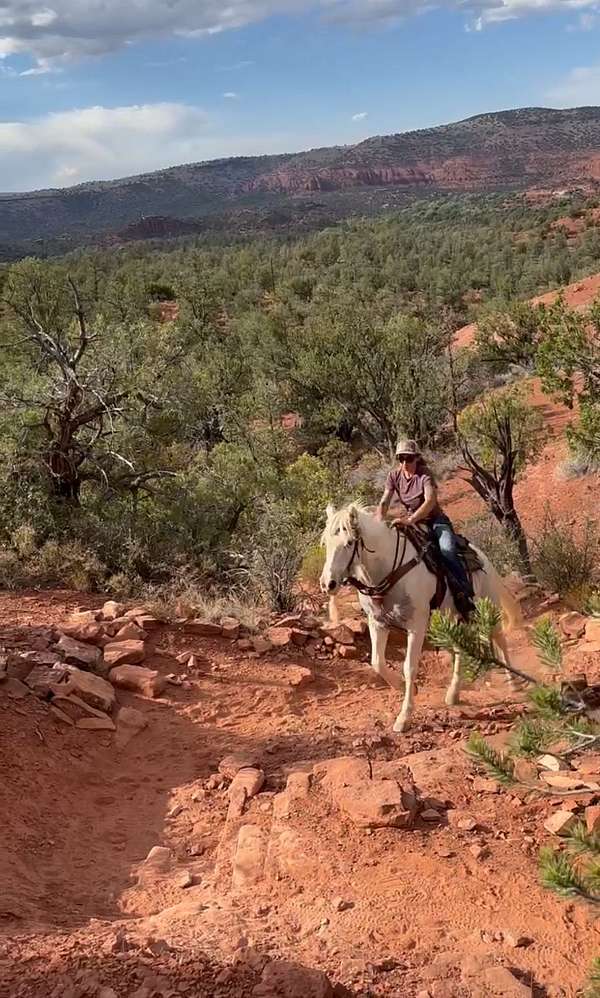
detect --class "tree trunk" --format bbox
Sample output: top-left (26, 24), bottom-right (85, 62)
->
top-left (498, 507), bottom-right (532, 577)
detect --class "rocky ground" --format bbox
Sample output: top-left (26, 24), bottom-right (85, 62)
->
top-left (1, 586), bottom-right (600, 998)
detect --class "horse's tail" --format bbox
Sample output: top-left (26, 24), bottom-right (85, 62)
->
top-left (476, 551), bottom-right (524, 632)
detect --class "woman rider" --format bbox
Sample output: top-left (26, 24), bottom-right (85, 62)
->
top-left (375, 439), bottom-right (475, 618)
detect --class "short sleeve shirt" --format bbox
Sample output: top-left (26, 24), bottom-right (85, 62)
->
top-left (386, 463), bottom-right (441, 517)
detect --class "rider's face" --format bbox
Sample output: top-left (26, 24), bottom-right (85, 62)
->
top-left (397, 454), bottom-right (417, 471)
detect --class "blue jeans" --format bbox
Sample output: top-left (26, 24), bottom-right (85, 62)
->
top-left (430, 515), bottom-right (474, 599)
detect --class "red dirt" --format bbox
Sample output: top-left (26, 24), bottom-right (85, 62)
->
top-left (1, 590), bottom-right (599, 997)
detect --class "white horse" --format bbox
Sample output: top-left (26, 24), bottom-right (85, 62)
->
top-left (320, 502), bottom-right (522, 733)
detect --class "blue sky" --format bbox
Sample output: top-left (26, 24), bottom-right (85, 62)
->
top-left (1, 0), bottom-right (600, 192)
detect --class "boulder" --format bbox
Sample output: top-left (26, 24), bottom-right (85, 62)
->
top-left (103, 640), bottom-right (146, 668)
top-left (544, 810), bottom-right (578, 836)
top-left (56, 634), bottom-right (102, 669)
top-left (253, 960), bottom-right (334, 998)
top-left (337, 645), bottom-right (358, 660)
top-left (112, 621), bottom-right (146, 642)
top-left (290, 629), bottom-right (309, 647)
top-left (229, 767), bottom-right (265, 800)
top-left (185, 619), bottom-right (222, 636)
top-left (336, 778), bottom-right (418, 829)
top-left (115, 705), bottom-right (148, 748)
top-left (59, 666), bottom-right (116, 713)
top-left (219, 752), bottom-right (261, 778)
top-left (576, 754), bottom-right (600, 776)
top-left (60, 622), bottom-right (106, 645)
top-left (221, 617), bottom-right (240, 640)
top-left (586, 805), bottom-right (600, 835)
top-left (286, 665), bottom-right (314, 688)
top-left (320, 622), bottom-right (354, 646)
top-left (540, 772), bottom-right (594, 790)
top-left (345, 618), bottom-right (368, 637)
top-left (0, 677), bottom-right (29, 699)
top-left (266, 627), bottom-right (293, 648)
top-left (536, 754), bottom-right (569, 772)
top-left (65, 610), bottom-right (99, 626)
top-left (132, 613), bottom-right (162, 630)
top-left (481, 966), bottom-right (532, 997)
top-left (252, 637), bottom-right (272, 655)
top-left (585, 618), bottom-right (600, 642)
top-left (232, 824), bottom-right (268, 889)
top-left (108, 664), bottom-right (166, 698)
top-left (24, 663), bottom-right (68, 697)
top-left (143, 846), bottom-right (172, 872)
top-left (101, 600), bottom-right (126, 620)
top-left (19, 650), bottom-right (61, 667)
top-left (76, 714), bottom-right (116, 731)
top-left (559, 611), bottom-right (587, 639)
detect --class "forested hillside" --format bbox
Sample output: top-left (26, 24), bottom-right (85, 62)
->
top-left (0, 191), bottom-right (599, 606)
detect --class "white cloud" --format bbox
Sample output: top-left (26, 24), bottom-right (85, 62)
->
top-left (0, 102), bottom-right (334, 191)
top-left (1, 1), bottom-right (598, 71)
top-left (223, 91), bottom-right (239, 98)
top-left (546, 64), bottom-right (600, 105)
top-left (352, 111), bottom-right (368, 121)
top-left (0, 102), bottom-right (211, 191)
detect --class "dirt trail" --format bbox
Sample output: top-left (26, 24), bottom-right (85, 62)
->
top-left (1, 590), bottom-right (598, 998)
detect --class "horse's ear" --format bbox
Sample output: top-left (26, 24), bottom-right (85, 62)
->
top-left (325, 503), bottom-right (335, 521)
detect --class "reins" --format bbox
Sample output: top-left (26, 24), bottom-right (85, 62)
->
top-left (343, 524), bottom-right (423, 599)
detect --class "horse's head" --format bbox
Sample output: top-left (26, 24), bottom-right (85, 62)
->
top-left (319, 502), bottom-right (362, 594)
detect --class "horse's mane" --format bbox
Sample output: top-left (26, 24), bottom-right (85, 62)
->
top-left (320, 502), bottom-right (374, 545)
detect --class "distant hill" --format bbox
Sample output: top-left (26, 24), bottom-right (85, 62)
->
top-left (4, 106), bottom-right (600, 258)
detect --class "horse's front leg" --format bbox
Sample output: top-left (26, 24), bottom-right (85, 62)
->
top-left (367, 614), bottom-right (400, 690)
top-left (446, 652), bottom-right (462, 706)
top-left (393, 616), bottom-right (428, 733)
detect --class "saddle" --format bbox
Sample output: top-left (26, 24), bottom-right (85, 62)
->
top-left (402, 523), bottom-right (484, 611)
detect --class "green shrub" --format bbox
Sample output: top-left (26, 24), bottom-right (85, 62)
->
top-left (461, 513), bottom-right (522, 575)
top-left (532, 514), bottom-right (599, 596)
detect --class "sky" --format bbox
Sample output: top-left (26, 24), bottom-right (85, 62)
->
top-left (2, 1), bottom-right (600, 192)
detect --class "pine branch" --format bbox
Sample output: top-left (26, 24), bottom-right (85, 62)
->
top-left (528, 683), bottom-right (565, 719)
top-left (531, 616), bottom-right (562, 672)
top-left (466, 731), bottom-right (516, 785)
top-left (566, 822), bottom-right (600, 858)
top-left (539, 846), bottom-right (595, 900)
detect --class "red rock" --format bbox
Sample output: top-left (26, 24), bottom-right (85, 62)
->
top-left (115, 705), bottom-right (148, 748)
top-left (469, 843), bottom-right (490, 860)
top-left (577, 755), bottom-right (600, 775)
top-left (109, 664), bottom-right (166, 698)
top-left (337, 778), bottom-right (417, 829)
top-left (320, 622), bottom-right (354, 646)
top-left (290, 628), bottom-right (309, 647)
top-left (585, 618), bottom-right (600, 642)
top-left (544, 810), bottom-right (578, 836)
top-left (24, 663), bottom-right (68, 696)
top-left (144, 846), bottom-right (172, 871)
top-left (254, 960), bottom-right (334, 997)
top-left (238, 638), bottom-right (253, 651)
top-left (252, 636), bottom-right (272, 654)
top-left (586, 805), bottom-right (600, 834)
top-left (221, 618), bottom-right (240, 640)
top-left (56, 634), bottom-right (102, 669)
top-left (76, 714), bottom-right (116, 731)
top-left (559, 611), bottom-right (587, 639)
top-left (103, 640), bottom-right (146, 667)
top-left (219, 752), bottom-right (261, 778)
top-left (132, 613), bottom-right (162, 630)
top-left (113, 621), bottom-right (146, 642)
top-left (266, 626), bottom-right (293, 647)
top-left (101, 600), bottom-right (125, 620)
top-left (287, 665), bottom-right (314, 688)
top-left (540, 772), bottom-right (595, 790)
top-left (59, 666), bottom-right (116, 713)
top-left (60, 622), bottom-right (106, 645)
top-left (185, 619), bottom-right (222, 636)
top-left (345, 618), bottom-right (368, 636)
top-left (338, 645), bottom-right (358, 659)
top-left (232, 824), bottom-right (268, 889)
top-left (536, 754), bottom-right (569, 772)
top-left (66, 610), bottom-right (99, 626)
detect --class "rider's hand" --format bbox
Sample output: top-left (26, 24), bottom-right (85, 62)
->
top-left (375, 507), bottom-right (385, 521)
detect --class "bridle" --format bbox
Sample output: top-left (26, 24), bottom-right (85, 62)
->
top-left (341, 524), bottom-right (424, 600)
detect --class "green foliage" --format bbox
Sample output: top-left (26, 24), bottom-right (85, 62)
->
top-left (475, 300), bottom-right (543, 372)
top-left (527, 683), bottom-right (564, 718)
top-left (566, 821), bottom-right (600, 858)
top-left (461, 514), bottom-right (522, 576)
top-left (536, 296), bottom-right (600, 468)
top-left (466, 731), bottom-right (516, 785)
top-left (531, 514), bottom-right (599, 597)
top-left (531, 617), bottom-right (562, 672)
top-left (509, 716), bottom-right (558, 757)
top-left (539, 846), bottom-right (590, 899)
top-left (428, 598), bottom-right (502, 680)
top-left (584, 958), bottom-right (600, 998)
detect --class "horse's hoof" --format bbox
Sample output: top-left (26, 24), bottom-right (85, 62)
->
top-left (392, 717), bottom-right (409, 733)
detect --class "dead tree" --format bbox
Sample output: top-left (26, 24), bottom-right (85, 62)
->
top-left (459, 412), bottom-right (533, 577)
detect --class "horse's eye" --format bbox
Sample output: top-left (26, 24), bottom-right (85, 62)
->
top-left (334, 528), bottom-right (340, 536)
